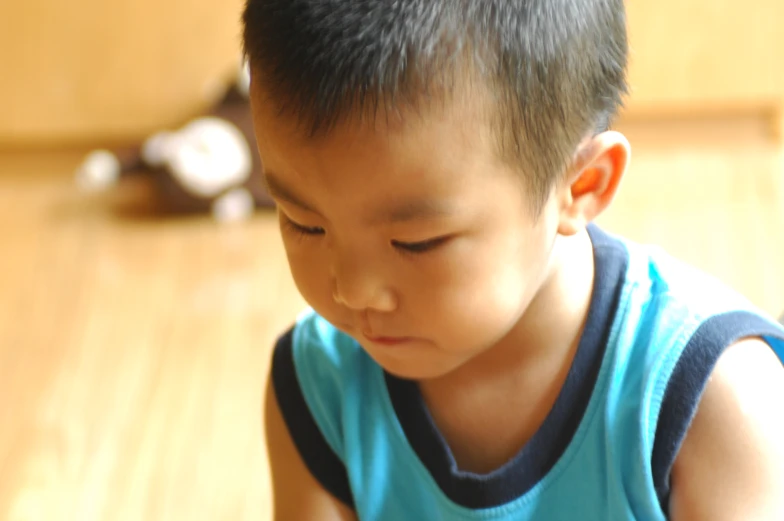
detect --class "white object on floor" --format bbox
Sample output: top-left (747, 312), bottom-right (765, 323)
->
top-left (75, 150), bottom-right (121, 191)
top-left (211, 188), bottom-right (255, 223)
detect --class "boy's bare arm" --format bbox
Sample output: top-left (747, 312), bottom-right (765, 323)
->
top-left (669, 338), bottom-right (784, 520)
top-left (264, 378), bottom-right (358, 521)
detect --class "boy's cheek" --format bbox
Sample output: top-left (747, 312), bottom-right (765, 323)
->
top-left (282, 253), bottom-right (321, 295)
top-left (288, 260), bottom-right (327, 294)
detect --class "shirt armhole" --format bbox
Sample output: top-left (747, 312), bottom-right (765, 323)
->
top-left (651, 311), bottom-right (784, 517)
top-left (271, 328), bottom-right (355, 508)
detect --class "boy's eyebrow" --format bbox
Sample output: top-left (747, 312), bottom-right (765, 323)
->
top-left (376, 199), bottom-right (456, 224)
top-left (263, 172), bottom-right (318, 213)
top-left (264, 171), bottom-right (456, 223)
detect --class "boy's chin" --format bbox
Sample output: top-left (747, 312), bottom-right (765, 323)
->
top-left (362, 348), bottom-right (466, 382)
top-left (377, 363), bottom-right (452, 382)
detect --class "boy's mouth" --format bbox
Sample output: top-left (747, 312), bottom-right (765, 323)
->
top-left (362, 333), bottom-right (415, 347)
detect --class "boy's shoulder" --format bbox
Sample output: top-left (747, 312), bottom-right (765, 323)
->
top-left (285, 308), bottom-right (367, 373)
top-left (606, 228), bottom-right (761, 320)
top-left (587, 226), bottom-right (783, 386)
top-left (270, 309), bottom-right (374, 505)
top-left (274, 308), bottom-right (372, 415)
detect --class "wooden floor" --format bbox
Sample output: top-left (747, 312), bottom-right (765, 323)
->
top-left (0, 117), bottom-right (782, 521)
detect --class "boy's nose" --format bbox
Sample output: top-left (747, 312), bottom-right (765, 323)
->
top-left (331, 258), bottom-right (396, 313)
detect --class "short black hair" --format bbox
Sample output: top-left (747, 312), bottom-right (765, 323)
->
top-left (242, 0), bottom-right (628, 209)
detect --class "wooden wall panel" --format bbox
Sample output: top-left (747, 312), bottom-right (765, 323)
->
top-left (624, 0), bottom-right (784, 114)
top-left (0, 0), bottom-right (245, 146)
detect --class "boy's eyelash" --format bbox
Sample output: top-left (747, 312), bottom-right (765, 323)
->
top-left (283, 216), bottom-right (325, 236)
top-left (392, 236), bottom-right (449, 255)
top-left (282, 214), bottom-right (447, 255)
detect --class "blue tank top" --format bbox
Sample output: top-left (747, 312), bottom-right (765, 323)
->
top-left (271, 225), bottom-right (784, 520)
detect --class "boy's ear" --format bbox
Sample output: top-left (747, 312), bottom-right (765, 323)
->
top-left (556, 130), bottom-right (630, 236)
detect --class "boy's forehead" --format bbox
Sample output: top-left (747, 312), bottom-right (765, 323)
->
top-left (264, 168), bottom-right (461, 225)
top-left (252, 105), bottom-right (487, 189)
top-left (249, 73), bottom-right (495, 147)
top-left (249, 78), bottom-right (527, 215)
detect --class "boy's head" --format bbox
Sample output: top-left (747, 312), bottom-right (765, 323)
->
top-left (243, 0), bottom-right (628, 210)
top-left (243, 0), bottom-right (631, 379)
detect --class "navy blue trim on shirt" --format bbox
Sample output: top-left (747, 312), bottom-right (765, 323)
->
top-left (384, 224), bottom-right (629, 509)
top-left (652, 311), bottom-right (784, 516)
top-left (270, 329), bottom-right (355, 508)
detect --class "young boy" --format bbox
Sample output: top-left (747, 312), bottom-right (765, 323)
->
top-left (242, 1), bottom-right (784, 519)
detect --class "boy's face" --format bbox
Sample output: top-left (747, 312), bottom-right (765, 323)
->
top-left (251, 89), bottom-right (563, 380)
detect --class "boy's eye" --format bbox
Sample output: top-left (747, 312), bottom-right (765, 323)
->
top-left (392, 236), bottom-right (449, 254)
top-left (283, 215), bottom-right (325, 236)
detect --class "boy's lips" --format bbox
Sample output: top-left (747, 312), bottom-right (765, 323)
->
top-left (362, 333), bottom-right (415, 346)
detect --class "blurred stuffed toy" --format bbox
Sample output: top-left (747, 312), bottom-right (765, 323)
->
top-left (75, 61), bottom-right (274, 222)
